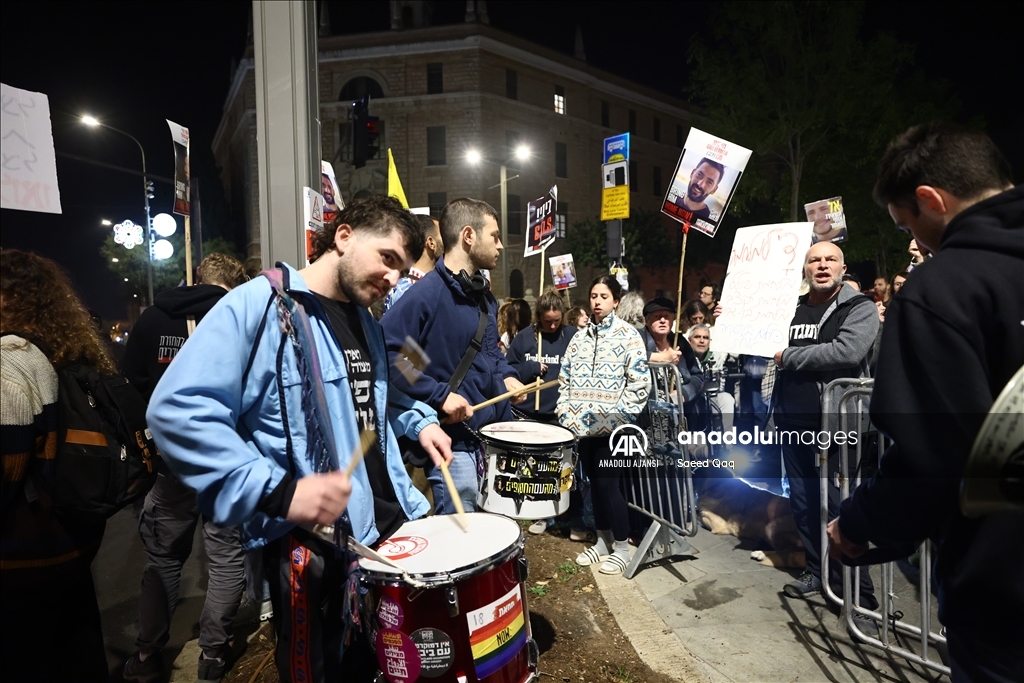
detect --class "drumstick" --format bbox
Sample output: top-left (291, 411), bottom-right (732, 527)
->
top-left (344, 430), bottom-right (378, 478)
top-left (471, 378), bottom-right (558, 411)
top-left (439, 459), bottom-right (469, 532)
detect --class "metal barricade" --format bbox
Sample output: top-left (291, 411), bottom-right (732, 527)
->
top-left (622, 362), bottom-right (698, 579)
top-left (820, 378), bottom-right (950, 676)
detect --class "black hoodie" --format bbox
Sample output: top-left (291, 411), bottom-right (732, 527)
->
top-left (122, 284), bottom-right (229, 401)
top-left (838, 186), bottom-right (1024, 654)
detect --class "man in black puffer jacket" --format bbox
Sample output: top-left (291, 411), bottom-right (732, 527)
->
top-left (830, 123), bottom-right (1023, 683)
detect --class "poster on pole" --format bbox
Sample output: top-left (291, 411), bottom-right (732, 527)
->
top-left (321, 160), bottom-right (343, 225)
top-left (524, 186), bottom-right (557, 257)
top-left (166, 120), bottom-right (190, 216)
top-left (661, 128), bottom-right (751, 237)
top-left (549, 254), bottom-right (577, 290)
top-left (804, 196), bottom-right (847, 244)
top-left (711, 222), bottom-right (814, 358)
top-left (600, 133), bottom-right (630, 221)
top-left (0, 83), bottom-right (62, 214)
top-left (303, 187), bottom-right (325, 266)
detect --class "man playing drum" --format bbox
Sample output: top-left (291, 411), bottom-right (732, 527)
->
top-left (146, 196), bottom-right (453, 682)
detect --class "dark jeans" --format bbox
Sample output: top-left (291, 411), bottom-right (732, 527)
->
top-left (580, 436), bottom-right (629, 542)
top-left (264, 530), bottom-right (378, 683)
top-left (781, 435), bottom-right (877, 609)
top-left (135, 469), bottom-right (246, 658)
top-left (1, 567), bottom-right (107, 683)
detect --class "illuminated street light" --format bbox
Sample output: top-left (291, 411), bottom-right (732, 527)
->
top-left (515, 145), bottom-right (531, 162)
top-left (101, 219), bottom-right (112, 226)
top-left (82, 115), bottom-right (154, 305)
top-left (152, 212), bottom-right (177, 237)
top-left (111, 257), bottom-right (119, 263)
top-left (152, 239), bottom-right (174, 260)
top-left (466, 149), bottom-right (482, 165)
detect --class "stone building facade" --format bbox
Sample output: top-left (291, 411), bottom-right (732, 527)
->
top-left (213, 15), bottom-right (707, 301)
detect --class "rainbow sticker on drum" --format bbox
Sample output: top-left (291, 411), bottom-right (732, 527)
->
top-left (466, 584), bottom-right (527, 679)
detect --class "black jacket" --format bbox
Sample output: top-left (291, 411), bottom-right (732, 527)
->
top-left (122, 285), bottom-right (229, 401)
top-left (638, 328), bottom-right (703, 402)
top-left (839, 186), bottom-right (1024, 650)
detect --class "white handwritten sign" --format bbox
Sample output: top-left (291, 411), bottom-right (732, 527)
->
top-left (0, 83), bottom-right (61, 214)
top-left (712, 222), bottom-right (814, 358)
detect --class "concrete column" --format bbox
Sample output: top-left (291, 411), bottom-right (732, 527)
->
top-left (253, 0), bottom-right (321, 269)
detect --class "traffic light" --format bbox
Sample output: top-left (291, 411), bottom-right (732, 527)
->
top-left (145, 180), bottom-right (155, 199)
top-left (352, 97), bottom-right (380, 168)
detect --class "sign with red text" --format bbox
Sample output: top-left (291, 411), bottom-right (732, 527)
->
top-left (525, 185), bottom-right (557, 257)
top-left (661, 128), bottom-right (751, 237)
top-left (712, 222), bottom-right (814, 358)
top-left (166, 119), bottom-right (190, 216)
top-left (0, 83), bottom-right (61, 214)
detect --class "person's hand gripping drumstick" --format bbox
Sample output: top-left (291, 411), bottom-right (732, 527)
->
top-left (292, 431), bottom-right (374, 529)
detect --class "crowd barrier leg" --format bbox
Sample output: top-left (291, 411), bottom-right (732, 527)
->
top-left (820, 379), bottom-right (950, 677)
top-left (624, 363), bottom-right (699, 579)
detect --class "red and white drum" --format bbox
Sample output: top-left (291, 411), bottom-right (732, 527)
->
top-left (361, 513), bottom-right (537, 683)
top-left (477, 421), bottom-right (576, 520)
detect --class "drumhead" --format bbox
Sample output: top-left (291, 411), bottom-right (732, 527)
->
top-left (360, 513), bottom-right (521, 578)
top-left (480, 421), bottom-right (575, 448)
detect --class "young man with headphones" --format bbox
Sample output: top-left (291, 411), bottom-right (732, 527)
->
top-left (382, 198), bottom-right (525, 514)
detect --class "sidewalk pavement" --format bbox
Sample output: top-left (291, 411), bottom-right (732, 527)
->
top-left (596, 526), bottom-right (946, 683)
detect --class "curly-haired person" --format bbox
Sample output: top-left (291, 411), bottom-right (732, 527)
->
top-left (1, 248), bottom-right (114, 683)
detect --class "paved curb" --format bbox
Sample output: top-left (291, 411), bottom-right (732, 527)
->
top-left (591, 566), bottom-right (723, 683)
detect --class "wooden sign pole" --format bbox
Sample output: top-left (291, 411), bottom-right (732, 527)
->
top-left (673, 222), bottom-right (690, 350)
top-left (535, 245), bottom-right (546, 411)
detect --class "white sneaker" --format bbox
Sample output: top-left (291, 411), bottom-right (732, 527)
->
top-left (528, 519), bottom-right (551, 535)
top-left (569, 529), bottom-right (595, 543)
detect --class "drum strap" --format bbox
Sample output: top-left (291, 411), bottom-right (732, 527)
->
top-left (449, 304), bottom-right (489, 393)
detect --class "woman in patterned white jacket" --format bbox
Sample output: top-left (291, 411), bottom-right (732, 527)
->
top-left (556, 275), bottom-right (651, 575)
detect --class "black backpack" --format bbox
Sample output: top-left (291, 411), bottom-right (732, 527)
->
top-left (52, 364), bottom-right (158, 518)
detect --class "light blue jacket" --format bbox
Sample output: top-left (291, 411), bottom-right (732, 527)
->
top-left (147, 264), bottom-right (431, 550)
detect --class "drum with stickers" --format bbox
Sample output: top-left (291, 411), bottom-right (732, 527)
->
top-left (476, 421), bottom-right (576, 520)
top-left (361, 513), bottom-right (538, 683)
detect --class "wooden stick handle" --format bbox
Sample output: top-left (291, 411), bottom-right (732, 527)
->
top-left (439, 460), bottom-right (469, 531)
top-left (471, 378), bottom-right (559, 411)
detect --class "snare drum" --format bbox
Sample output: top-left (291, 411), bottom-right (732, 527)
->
top-left (476, 421), bottom-right (576, 520)
top-left (361, 514), bottom-right (537, 683)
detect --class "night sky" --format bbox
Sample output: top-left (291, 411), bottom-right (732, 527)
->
top-left (2, 1), bottom-right (1020, 320)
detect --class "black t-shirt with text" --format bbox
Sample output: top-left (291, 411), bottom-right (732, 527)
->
top-left (776, 300), bottom-right (832, 426)
top-left (313, 293), bottom-right (405, 543)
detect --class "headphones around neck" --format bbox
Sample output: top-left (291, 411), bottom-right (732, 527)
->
top-left (454, 269), bottom-right (488, 294)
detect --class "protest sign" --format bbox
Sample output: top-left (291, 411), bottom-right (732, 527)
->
top-left (661, 128), bottom-right (751, 237)
top-left (525, 186), bottom-right (557, 257)
top-left (321, 160), bottom-right (343, 225)
top-left (303, 186), bottom-right (325, 266)
top-left (0, 83), bottom-right (61, 214)
top-left (549, 254), bottom-right (577, 290)
top-left (712, 222), bottom-right (814, 358)
top-left (166, 120), bottom-right (190, 216)
top-left (804, 196), bottom-right (847, 244)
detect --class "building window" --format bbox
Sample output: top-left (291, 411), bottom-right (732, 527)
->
top-left (554, 85), bottom-right (565, 115)
top-left (428, 192), bottom-right (447, 218)
top-left (677, 124), bottom-right (684, 148)
top-left (555, 202), bottom-right (568, 239)
top-left (653, 166), bottom-right (662, 196)
top-left (510, 269), bottom-right (525, 298)
top-left (601, 100), bottom-right (610, 128)
top-left (507, 194), bottom-right (522, 235)
top-left (506, 69), bottom-right (518, 100)
top-left (339, 76), bottom-right (385, 101)
top-left (628, 109), bottom-right (636, 134)
top-left (427, 63), bottom-right (443, 94)
top-left (555, 142), bottom-right (568, 178)
top-left (427, 126), bottom-right (446, 166)
top-left (629, 161), bottom-right (638, 193)
top-left (653, 117), bottom-right (661, 142)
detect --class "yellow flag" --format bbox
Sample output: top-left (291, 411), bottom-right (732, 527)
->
top-left (387, 149), bottom-right (409, 209)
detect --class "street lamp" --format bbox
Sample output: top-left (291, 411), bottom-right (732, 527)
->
top-left (82, 115), bottom-right (155, 306)
top-left (465, 145), bottom-right (532, 298)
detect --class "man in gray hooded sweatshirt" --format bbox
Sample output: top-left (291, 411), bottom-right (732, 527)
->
top-left (771, 241), bottom-right (879, 621)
